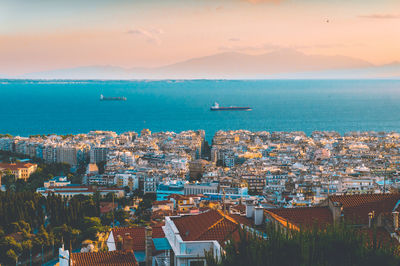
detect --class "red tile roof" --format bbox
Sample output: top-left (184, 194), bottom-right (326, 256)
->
top-left (330, 193), bottom-right (400, 224)
top-left (229, 214), bottom-right (254, 227)
top-left (152, 200), bottom-right (173, 205)
top-left (172, 209), bottom-right (250, 244)
top-left (111, 226), bottom-right (165, 252)
top-left (100, 202), bottom-right (118, 214)
top-left (70, 250), bottom-right (138, 266)
top-left (151, 209), bottom-right (174, 220)
top-left (266, 207), bottom-right (333, 229)
top-left (0, 162), bottom-right (36, 170)
top-left (167, 194), bottom-right (189, 200)
top-left (330, 193), bottom-right (400, 208)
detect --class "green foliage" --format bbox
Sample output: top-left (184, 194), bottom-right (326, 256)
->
top-left (0, 191), bottom-right (106, 264)
top-left (53, 224), bottom-right (81, 248)
top-left (81, 217), bottom-right (108, 240)
top-left (0, 236), bottom-right (22, 265)
top-left (0, 159), bottom-right (73, 192)
top-left (5, 249), bottom-right (18, 264)
top-left (25, 162), bottom-right (71, 191)
top-left (101, 209), bottom-right (130, 227)
top-left (96, 161), bottom-right (106, 174)
top-left (1, 173), bottom-right (15, 189)
top-left (206, 223), bottom-right (400, 266)
top-left (135, 193), bottom-right (156, 222)
top-left (0, 191), bottom-right (45, 231)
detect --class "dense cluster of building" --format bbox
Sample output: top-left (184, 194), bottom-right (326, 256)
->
top-left (209, 130), bottom-right (400, 206)
top-left (3, 129), bottom-right (400, 265)
top-left (2, 129), bottom-right (400, 205)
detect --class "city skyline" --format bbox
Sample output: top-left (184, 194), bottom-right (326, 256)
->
top-left (1, 0), bottom-right (400, 76)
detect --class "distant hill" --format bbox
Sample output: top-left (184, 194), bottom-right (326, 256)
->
top-left (153, 49), bottom-right (373, 79)
top-left (15, 49), bottom-right (400, 79)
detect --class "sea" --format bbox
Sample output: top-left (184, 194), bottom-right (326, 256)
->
top-left (1, 79), bottom-right (400, 141)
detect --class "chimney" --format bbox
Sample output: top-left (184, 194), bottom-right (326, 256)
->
top-left (368, 212), bottom-right (373, 228)
top-left (246, 200), bottom-right (255, 218)
top-left (145, 226), bottom-right (153, 266)
top-left (116, 235), bottom-right (123, 250)
top-left (393, 211), bottom-right (399, 230)
top-left (329, 201), bottom-right (343, 224)
top-left (123, 233), bottom-right (134, 251)
top-left (254, 207), bottom-right (264, 226)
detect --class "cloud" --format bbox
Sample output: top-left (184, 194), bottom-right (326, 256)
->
top-left (126, 27), bottom-right (164, 44)
top-left (358, 13), bottom-right (400, 19)
top-left (229, 38), bottom-right (241, 42)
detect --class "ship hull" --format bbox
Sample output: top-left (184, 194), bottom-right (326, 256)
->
top-left (100, 97), bottom-right (126, 101)
top-left (210, 107), bottom-right (251, 111)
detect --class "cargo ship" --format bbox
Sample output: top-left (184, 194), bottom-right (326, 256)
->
top-left (210, 102), bottom-right (251, 111)
top-left (100, 94), bottom-right (127, 101)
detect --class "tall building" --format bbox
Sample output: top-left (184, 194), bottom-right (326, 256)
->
top-left (90, 146), bottom-right (109, 163)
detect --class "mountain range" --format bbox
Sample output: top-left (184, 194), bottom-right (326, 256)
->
top-left (5, 49), bottom-right (400, 79)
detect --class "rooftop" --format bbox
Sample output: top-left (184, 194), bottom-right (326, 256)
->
top-left (111, 226), bottom-right (165, 251)
top-left (330, 193), bottom-right (400, 224)
top-left (70, 250), bottom-right (138, 266)
top-left (171, 209), bottom-right (252, 244)
top-left (266, 206), bottom-right (333, 229)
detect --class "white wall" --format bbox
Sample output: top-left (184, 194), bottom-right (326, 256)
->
top-left (163, 217), bottom-right (221, 266)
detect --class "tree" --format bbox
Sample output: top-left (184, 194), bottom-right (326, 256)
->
top-left (5, 249), bottom-right (18, 265)
top-left (1, 170), bottom-right (15, 188)
top-left (206, 223), bottom-right (400, 266)
top-left (53, 224), bottom-right (81, 250)
top-left (96, 161), bottom-right (106, 174)
top-left (81, 217), bottom-right (107, 241)
top-left (0, 236), bottom-right (22, 264)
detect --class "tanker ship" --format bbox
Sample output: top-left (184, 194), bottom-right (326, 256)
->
top-left (100, 94), bottom-right (127, 101)
top-left (210, 102), bottom-right (252, 111)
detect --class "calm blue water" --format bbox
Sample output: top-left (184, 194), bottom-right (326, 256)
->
top-left (0, 79), bottom-right (400, 141)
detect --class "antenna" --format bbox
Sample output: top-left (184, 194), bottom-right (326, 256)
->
top-left (223, 188), bottom-right (226, 213)
top-left (112, 193), bottom-right (115, 227)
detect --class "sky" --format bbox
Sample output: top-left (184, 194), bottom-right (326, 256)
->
top-left (0, 0), bottom-right (400, 76)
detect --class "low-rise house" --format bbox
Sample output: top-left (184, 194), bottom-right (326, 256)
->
top-left (152, 200), bottom-right (174, 212)
top-left (59, 248), bottom-right (138, 266)
top-left (265, 193), bottom-right (400, 242)
top-left (167, 194), bottom-right (197, 212)
top-left (0, 162), bottom-right (37, 180)
top-left (265, 206), bottom-right (333, 230)
top-left (163, 209), bottom-right (256, 266)
top-left (184, 182), bottom-right (219, 195)
top-left (107, 226), bottom-right (169, 265)
top-left (36, 185), bottom-right (125, 199)
top-left (44, 176), bottom-right (71, 188)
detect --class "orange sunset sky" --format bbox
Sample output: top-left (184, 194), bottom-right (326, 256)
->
top-left (1, 0), bottom-right (400, 76)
